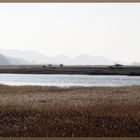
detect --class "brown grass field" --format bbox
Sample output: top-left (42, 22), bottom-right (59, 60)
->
top-left (0, 85), bottom-right (140, 137)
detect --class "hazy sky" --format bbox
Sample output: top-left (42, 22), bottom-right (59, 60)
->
top-left (0, 3), bottom-right (140, 63)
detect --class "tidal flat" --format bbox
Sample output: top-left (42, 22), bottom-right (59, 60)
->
top-left (0, 85), bottom-right (140, 137)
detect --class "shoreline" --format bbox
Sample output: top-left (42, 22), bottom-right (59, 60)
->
top-left (0, 84), bottom-right (140, 87)
top-left (0, 65), bottom-right (140, 75)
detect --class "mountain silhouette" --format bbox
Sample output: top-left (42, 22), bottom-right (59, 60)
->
top-left (0, 48), bottom-right (120, 65)
top-left (0, 53), bottom-right (10, 65)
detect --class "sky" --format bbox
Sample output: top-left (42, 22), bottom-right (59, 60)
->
top-left (0, 3), bottom-right (140, 63)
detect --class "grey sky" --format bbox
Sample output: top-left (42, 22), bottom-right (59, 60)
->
top-left (0, 3), bottom-right (140, 63)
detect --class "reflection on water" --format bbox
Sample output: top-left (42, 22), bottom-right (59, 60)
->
top-left (0, 74), bottom-right (140, 86)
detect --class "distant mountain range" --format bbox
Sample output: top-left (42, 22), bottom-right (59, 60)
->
top-left (132, 62), bottom-right (140, 66)
top-left (0, 48), bottom-right (139, 66)
top-left (0, 53), bottom-right (10, 65)
top-left (0, 53), bottom-right (30, 65)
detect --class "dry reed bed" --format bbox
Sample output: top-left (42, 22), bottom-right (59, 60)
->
top-left (0, 85), bottom-right (140, 137)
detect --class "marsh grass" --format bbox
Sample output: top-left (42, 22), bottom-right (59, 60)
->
top-left (0, 85), bottom-right (140, 137)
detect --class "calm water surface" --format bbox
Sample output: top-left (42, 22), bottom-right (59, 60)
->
top-left (0, 74), bottom-right (140, 86)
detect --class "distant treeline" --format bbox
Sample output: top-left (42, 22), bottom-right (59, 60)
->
top-left (0, 64), bottom-right (140, 76)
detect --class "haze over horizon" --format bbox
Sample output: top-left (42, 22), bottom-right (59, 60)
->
top-left (0, 3), bottom-right (140, 64)
top-left (0, 48), bottom-right (137, 65)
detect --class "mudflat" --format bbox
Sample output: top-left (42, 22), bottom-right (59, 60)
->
top-left (0, 85), bottom-right (140, 137)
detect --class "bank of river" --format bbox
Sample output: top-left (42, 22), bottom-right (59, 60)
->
top-left (0, 65), bottom-right (140, 75)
